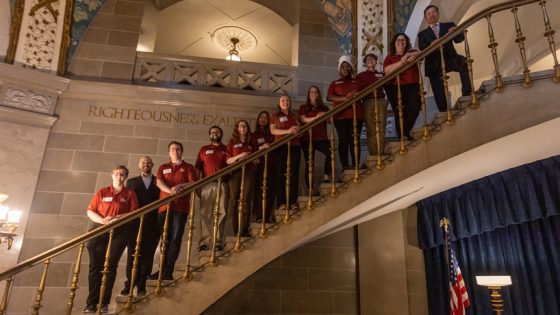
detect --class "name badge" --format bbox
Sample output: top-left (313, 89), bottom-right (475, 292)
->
top-left (163, 168), bottom-right (172, 174)
top-left (234, 143), bottom-right (243, 148)
top-left (180, 168), bottom-right (185, 172)
top-left (102, 197), bottom-right (113, 202)
top-left (279, 116), bottom-right (288, 123)
top-left (257, 138), bottom-right (265, 144)
top-left (205, 150), bottom-right (214, 155)
top-left (120, 198), bottom-right (126, 202)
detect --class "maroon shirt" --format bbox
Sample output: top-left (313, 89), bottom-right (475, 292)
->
top-left (156, 161), bottom-right (198, 213)
top-left (356, 70), bottom-right (385, 98)
top-left (298, 103), bottom-right (329, 141)
top-left (227, 140), bottom-right (256, 171)
top-left (383, 51), bottom-right (420, 85)
top-left (251, 129), bottom-right (274, 149)
top-left (270, 111), bottom-right (300, 146)
top-left (195, 143), bottom-right (227, 178)
top-left (327, 78), bottom-right (364, 121)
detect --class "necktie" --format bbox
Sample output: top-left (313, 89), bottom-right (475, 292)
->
top-left (431, 24), bottom-right (439, 38)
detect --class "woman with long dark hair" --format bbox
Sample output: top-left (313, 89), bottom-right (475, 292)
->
top-left (383, 32), bottom-right (421, 140)
top-left (299, 86), bottom-right (332, 190)
top-left (226, 120), bottom-right (256, 237)
top-left (252, 111), bottom-right (277, 223)
top-left (270, 95), bottom-right (301, 211)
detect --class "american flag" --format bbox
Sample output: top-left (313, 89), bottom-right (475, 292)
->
top-left (447, 233), bottom-right (470, 315)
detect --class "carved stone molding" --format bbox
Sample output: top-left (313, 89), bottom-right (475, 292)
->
top-left (4, 88), bottom-right (53, 113)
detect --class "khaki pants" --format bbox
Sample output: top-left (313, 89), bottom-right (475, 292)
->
top-left (199, 181), bottom-right (228, 247)
top-left (363, 97), bottom-right (388, 155)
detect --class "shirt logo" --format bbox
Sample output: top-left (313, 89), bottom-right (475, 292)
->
top-left (205, 150), bottom-right (214, 155)
top-left (180, 168), bottom-right (185, 172)
top-left (162, 168), bottom-right (172, 174)
top-left (120, 198), bottom-right (126, 202)
top-left (102, 197), bottom-right (113, 202)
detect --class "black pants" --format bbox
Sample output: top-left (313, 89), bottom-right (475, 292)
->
top-left (86, 224), bottom-right (129, 306)
top-left (276, 144), bottom-right (301, 207)
top-left (334, 119), bottom-right (363, 168)
top-left (429, 56), bottom-right (472, 112)
top-left (252, 159), bottom-right (278, 223)
top-left (157, 211), bottom-right (188, 279)
top-left (301, 139), bottom-right (332, 189)
top-left (124, 212), bottom-right (160, 291)
top-left (385, 84), bottom-right (421, 139)
top-left (228, 168), bottom-right (255, 236)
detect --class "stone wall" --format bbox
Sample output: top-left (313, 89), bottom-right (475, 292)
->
top-left (203, 228), bottom-right (358, 315)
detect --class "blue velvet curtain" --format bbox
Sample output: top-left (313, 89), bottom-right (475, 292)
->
top-left (417, 156), bottom-right (560, 315)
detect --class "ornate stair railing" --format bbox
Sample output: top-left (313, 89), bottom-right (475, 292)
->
top-left (0, 0), bottom-right (558, 314)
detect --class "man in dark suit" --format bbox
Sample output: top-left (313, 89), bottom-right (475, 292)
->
top-left (121, 156), bottom-right (160, 296)
top-left (418, 5), bottom-right (472, 112)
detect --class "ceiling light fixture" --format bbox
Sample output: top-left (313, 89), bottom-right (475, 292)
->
top-left (226, 37), bottom-right (241, 61)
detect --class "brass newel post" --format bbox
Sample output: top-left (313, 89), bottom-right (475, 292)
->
top-left (66, 244), bottom-right (85, 315)
top-left (234, 166), bottom-right (246, 252)
top-left (373, 89), bottom-right (385, 170)
top-left (209, 177), bottom-right (222, 267)
top-left (489, 286), bottom-right (505, 315)
top-left (125, 215), bottom-right (145, 311)
top-left (438, 45), bottom-right (454, 125)
top-left (417, 60), bottom-right (431, 142)
top-left (486, 14), bottom-right (505, 92)
top-left (512, 7), bottom-right (533, 88)
top-left (183, 192), bottom-right (196, 281)
top-left (155, 205), bottom-right (171, 295)
top-left (283, 143), bottom-right (293, 224)
top-left (329, 117), bottom-right (338, 197)
top-left (307, 130), bottom-right (315, 210)
top-left (31, 259), bottom-right (51, 314)
top-left (259, 154), bottom-right (269, 238)
top-left (463, 30), bottom-right (479, 109)
top-left (352, 102), bottom-right (361, 183)
top-left (0, 276), bottom-right (14, 315)
top-left (539, 0), bottom-right (560, 83)
top-left (396, 77), bottom-right (407, 155)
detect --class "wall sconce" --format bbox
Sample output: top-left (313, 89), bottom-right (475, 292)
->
top-left (0, 194), bottom-right (22, 250)
top-left (226, 37), bottom-right (241, 61)
top-left (476, 275), bottom-right (512, 315)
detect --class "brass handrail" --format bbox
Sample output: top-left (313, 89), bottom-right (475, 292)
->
top-left (0, 0), bottom-right (541, 282)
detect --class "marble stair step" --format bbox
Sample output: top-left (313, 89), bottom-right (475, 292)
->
top-left (250, 222), bottom-right (279, 230)
top-left (318, 182), bottom-right (345, 195)
top-left (366, 154), bottom-right (393, 168)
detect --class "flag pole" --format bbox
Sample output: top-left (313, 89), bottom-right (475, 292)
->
top-left (440, 217), bottom-right (450, 270)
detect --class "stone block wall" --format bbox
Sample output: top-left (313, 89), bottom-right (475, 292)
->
top-left (203, 228), bottom-right (358, 315)
top-left (67, 0), bottom-right (145, 80)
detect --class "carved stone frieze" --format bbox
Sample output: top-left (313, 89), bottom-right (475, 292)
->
top-left (3, 87), bottom-right (53, 113)
top-left (21, 0), bottom-right (59, 71)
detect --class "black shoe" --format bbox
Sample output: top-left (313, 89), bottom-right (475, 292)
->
top-left (162, 275), bottom-right (173, 281)
top-left (255, 218), bottom-right (262, 223)
top-left (137, 288), bottom-right (147, 296)
top-left (198, 244), bottom-right (209, 252)
top-left (215, 244), bottom-right (223, 251)
top-left (120, 287), bottom-right (130, 295)
top-left (99, 305), bottom-right (108, 313)
top-left (83, 305), bottom-right (96, 313)
top-left (148, 272), bottom-right (159, 280)
top-left (241, 231), bottom-right (252, 238)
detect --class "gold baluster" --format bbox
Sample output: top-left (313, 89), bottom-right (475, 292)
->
top-left (182, 192), bottom-right (196, 281)
top-left (397, 76), bottom-right (407, 155)
top-left (352, 102), bottom-right (361, 183)
top-left (259, 154), bottom-right (269, 239)
top-left (512, 7), bottom-right (533, 88)
top-left (438, 45), bottom-right (454, 125)
top-left (486, 14), bottom-right (505, 92)
top-left (463, 30), bottom-right (479, 109)
top-left (31, 258), bottom-right (50, 314)
top-left (417, 60), bottom-right (431, 141)
top-left (97, 230), bottom-right (114, 314)
top-left (155, 205), bottom-right (171, 295)
top-left (284, 143), bottom-right (293, 224)
top-left (234, 165), bottom-right (247, 252)
top-left (307, 130), bottom-right (315, 210)
top-left (125, 215), bottom-right (145, 311)
top-left (209, 177), bottom-right (222, 267)
top-left (66, 244), bottom-right (85, 315)
top-left (0, 276), bottom-right (14, 315)
top-left (373, 89), bottom-right (384, 170)
top-left (329, 117), bottom-right (338, 197)
top-left (539, 0), bottom-right (560, 83)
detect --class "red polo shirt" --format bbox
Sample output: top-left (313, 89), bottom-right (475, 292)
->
top-left (195, 143), bottom-right (227, 178)
top-left (252, 129), bottom-right (274, 149)
top-left (227, 140), bottom-right (256, 171)
top-left (383, 52), bottom-right (420, 85)
top-left (88, 186), bottom-right (138, 218)
top-left (157, 161), bottom-right (199, 213)
top-left (356, 70), bottom-right (385, 98)
top-left (327, 78), bottom-right (364, 121)
top-left (298, 104), bottom-right (329, 141)
top-left (270, 111), bottom-right (300, 146)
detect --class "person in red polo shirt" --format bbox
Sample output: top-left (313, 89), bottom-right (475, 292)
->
top-left (84, 165), bottom-right (138, 313)
top-left (270, 94), bottom-right (301, 211)
top-left (195, 125), bottom-right (228, 251)
top-left (327, 55), bottom-right (364, 170)
top-left (299, 86), bottom-right (332, 189)
top-left (383, 32), bottom-right (421, 141)
top-left (156, 141), bottom-right (198, 280)
top-left (226, 120), bottom-right (256, 237)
